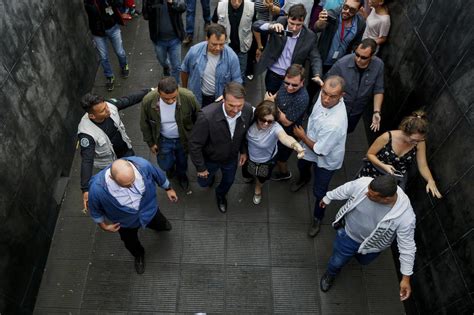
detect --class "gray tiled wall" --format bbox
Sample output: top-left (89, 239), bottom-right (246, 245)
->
top-left (380, 0), bottom-right (473, 313)
top-left (0, 1), bottom-right (97, 313)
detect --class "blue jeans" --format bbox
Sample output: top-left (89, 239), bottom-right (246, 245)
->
top-left (154, 38), bottom-right (182, 84)
top-left (197, 159), bottom-right (238, 197)
top-left (327, 228), bottom-right (380, 276)
top-left (157, 137), bottom-right (188, 178)
top-left (185, 0), bottom-right (211, 35)
top-left (237, 51), bottom-right (247, 83)
top-left (93, 24), bottom-right (128, 78)
top-left (297, 159), bottom-right (335, 220)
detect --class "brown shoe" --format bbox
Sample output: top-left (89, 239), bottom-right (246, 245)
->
top-left (182, 35), bottom-right (193, 45)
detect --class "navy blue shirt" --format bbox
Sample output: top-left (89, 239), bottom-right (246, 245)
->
top-left (275, 84), bottom-right (309, 128)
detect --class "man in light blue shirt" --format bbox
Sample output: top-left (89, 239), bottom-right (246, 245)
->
top-left (181, 24), bottom-right (242, 107)
top-left (292, 75), bottom-right (348, 237)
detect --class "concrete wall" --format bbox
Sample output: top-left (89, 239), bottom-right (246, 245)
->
top-left (0, 0), bottom-right (97, 312)
top-left (380, 0), bottom-right (473, 313)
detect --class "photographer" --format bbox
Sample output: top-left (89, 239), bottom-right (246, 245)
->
top-left (252, 4), bottom-right (323, 93)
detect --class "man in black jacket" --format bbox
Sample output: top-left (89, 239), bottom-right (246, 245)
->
top-left (143, 0), bottom-right (186, 83)
top-left (253, 4), bottom-right (323, 94)
top-left (188, 82), bottom-right (253, 213)
top-left (84, 0), bottom-right (130, 91)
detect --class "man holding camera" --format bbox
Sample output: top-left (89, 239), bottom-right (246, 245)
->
top-left (315, 0), bottom-right (366, 74)
top-left (252, 4), bottom-right (322, 93)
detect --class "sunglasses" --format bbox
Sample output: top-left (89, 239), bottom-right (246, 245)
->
top-left (283, 81), bottom-right (300, 88)
top-left (342, 4), bottom-right (358, 14)
top-left (258, 118), bottom-right (275, 124)
top-left (355, 52), bottom-right (371, 60)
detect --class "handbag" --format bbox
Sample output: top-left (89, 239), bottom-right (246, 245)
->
top-left (246, 159), bottom-right (273, 178)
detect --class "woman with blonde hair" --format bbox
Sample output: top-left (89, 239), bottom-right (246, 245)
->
top-left (244, 100), bottom-right (305, 204)
top-left (359, 110), bottom-right (442, 198)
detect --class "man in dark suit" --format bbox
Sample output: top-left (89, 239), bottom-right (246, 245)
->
top-left (253, 4), bottom-right (323, 94)
top-left (188, 82), bottom-right (253, 213)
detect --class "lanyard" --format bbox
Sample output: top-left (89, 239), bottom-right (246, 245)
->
top-left (340, 21), bottom-right (346, 42)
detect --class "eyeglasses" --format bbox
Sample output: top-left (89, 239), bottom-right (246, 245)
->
top-left (342, 4), bottom-right (358, 14)
top-left (355, 52), bottom-right (371, 60)
top-left (258, 118), bottom-right (275, 124)
top-left (283, 81), bottom-right (300, 88)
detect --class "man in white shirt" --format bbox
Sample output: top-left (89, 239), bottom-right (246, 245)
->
top-left (292, 75), bottom-right (348, 237)
top-left (140, 77), bottom-right (200, 191)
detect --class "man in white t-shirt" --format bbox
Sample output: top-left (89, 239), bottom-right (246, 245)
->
top-left (292, 75), bottom-right (348, 237)
top-left (181, 24), bottom-right (242, 107)
top-left (140, 77), bottom-right (200, 191)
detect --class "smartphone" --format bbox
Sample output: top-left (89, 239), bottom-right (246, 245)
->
top-left (283, 30), bottom-right (293, 36)
top-left (393, 170), bottom-right (404, 178)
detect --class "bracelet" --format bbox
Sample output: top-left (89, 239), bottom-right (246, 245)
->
top-left (373, 110), bottom-right (381, 115)
top-left (165, 187), bottom-right (173, 191)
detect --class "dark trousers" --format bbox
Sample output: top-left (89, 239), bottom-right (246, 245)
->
top-left (118, 211), bottom-right (169, 257)
top-left (197, 159), bottom-right (238, 198)
top-left (265, 70), bottom-right (284, 94)
top-left (275, 127), bottom-right (296, 163)
top-left (202, 94), bottom-right (215, 108)
top-left (297, 159), bottom-right (335, 220)
top-left (117, 148), bottom-right (135, 158)
top-left (347, 113), bottom-right (363, 134)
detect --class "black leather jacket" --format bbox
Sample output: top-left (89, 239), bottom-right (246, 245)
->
top-left (84, 0), bottom-right (124, 36)
top-left (143, 0), bottom-right (186, 42)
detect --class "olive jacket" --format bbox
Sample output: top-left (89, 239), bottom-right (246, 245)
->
top-left (140, 88), bottom-right (199, 152)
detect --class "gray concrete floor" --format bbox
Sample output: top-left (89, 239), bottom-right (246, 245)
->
top-left (34, 4), bottom-right (404, 314)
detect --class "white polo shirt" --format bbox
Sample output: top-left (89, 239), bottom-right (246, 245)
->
top-left (301, 93), bottom-right (348, 170)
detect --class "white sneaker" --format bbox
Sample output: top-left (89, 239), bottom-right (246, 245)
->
top-left (252, 193), bottom-right (262, 205)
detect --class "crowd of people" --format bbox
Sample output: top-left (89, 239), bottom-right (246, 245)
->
top-left (81, 0), bottom-right (441, 303)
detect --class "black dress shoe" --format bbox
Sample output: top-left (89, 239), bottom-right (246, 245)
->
top-left (308, 218), bottom-right (321, 237)
top-left (216, 195), bottom-right (227, 213)
top-left (320, 271), bottom-right (335, 292)
top-left (135, 255), bottom-right (145, 274)
top-left (178, 175), bottom-right (189, 191)
top-left (290, 177), bottom-right (310, 192)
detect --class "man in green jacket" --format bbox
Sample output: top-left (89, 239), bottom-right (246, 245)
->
top-left (140, 77), bottom-right (200, 190)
